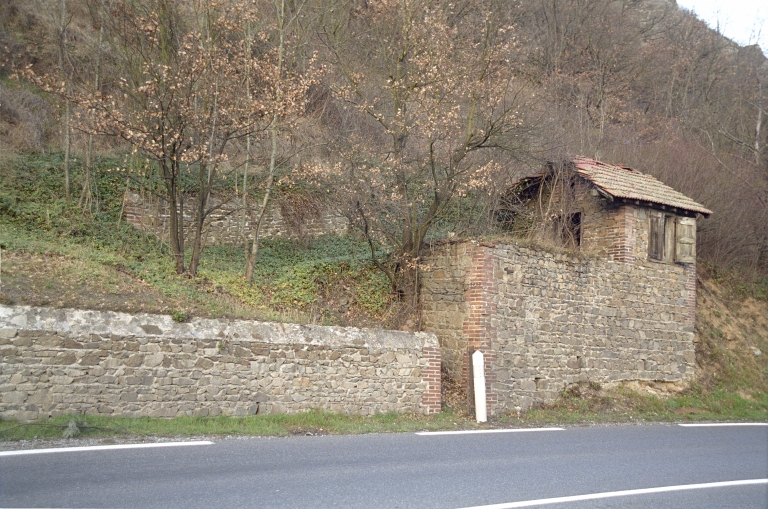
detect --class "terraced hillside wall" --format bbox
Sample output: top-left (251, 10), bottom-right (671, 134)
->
top-left (123, 192), bottom-right (348, 245)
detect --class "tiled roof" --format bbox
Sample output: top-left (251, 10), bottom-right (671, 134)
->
top-left (571, 157), bottom-right (712, 216)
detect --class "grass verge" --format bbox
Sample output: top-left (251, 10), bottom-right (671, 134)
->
top-left (0, 410), bottom-right (472, 442)
top-left (507, 383), bottom-right (768, 425)
top-left (2, 385), bottom-right (766, 444)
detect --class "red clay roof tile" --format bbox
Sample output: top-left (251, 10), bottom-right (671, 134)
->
top-left (571, 156), bottom-right (712, 216)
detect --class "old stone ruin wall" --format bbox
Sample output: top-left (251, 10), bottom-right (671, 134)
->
top-left (0, 305), bottom-right (441, 420)
top-left (123, 192), bottom-right (348, 246)
top-left (521, 179), bottom-right (651, 263)
top-left (421, 241), bottom-right (696, 415)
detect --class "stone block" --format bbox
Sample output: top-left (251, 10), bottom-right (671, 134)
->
top-left (195, 357), bottom-right (214, 370)
top-left (140, 324), bottom-right (163, 336)
top-left (54, 352), bottom-right (76, 365)
top-left (125, 375), bottom-right (154, 385)
top-left (13, 337), bottom-right (33, 347)
top-left (2, 391), bottom-right (28, 404)
top-left (124, 354), bottom-right (144, 367)
top-left (144, 353), bottom-right (164, 368)
top-left (148, 407), bottom-right (177, 418)
top-left (0, 346), bottom-right (18, 357)
top-left (143, 343), bottom-right (161, 354)
top-left (79, 353), bottom-right (101, 366)
top-left (0, 329), bottom-right (18, 339)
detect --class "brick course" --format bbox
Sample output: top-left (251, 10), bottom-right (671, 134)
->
top-left (460, 244), bottom-right (499, 415)
top-left (420, 346), bottom-right (442, 414)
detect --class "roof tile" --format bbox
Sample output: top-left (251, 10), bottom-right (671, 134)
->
top-left (571, 157), bottom-right (712, 216)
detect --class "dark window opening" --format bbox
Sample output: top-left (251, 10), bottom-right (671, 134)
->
top-left (563, 212), bottom-right (581, 247)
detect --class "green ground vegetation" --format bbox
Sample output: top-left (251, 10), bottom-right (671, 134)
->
top-left (0, 410), bottom-right (470, 441)
top-left (513, 383), bottom-right (768, 425)
top-left (0, 153), bottom-right (394, 326)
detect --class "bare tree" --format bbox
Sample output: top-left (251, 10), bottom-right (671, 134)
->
top-left (309, 0), bottom-right (535, 302)
top-left (244, 0), bottom-right (315, 285)
top-left (72, 0), bottom-right (313, 275)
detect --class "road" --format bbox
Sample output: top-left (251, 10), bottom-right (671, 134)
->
top-left (1, 423), bottom-right (766, 508)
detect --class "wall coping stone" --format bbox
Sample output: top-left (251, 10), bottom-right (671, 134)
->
top-left (0, 305), bottom-right (438, 350)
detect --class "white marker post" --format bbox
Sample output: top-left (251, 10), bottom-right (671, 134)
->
top-left (472, 350), bottom-right (487, 423)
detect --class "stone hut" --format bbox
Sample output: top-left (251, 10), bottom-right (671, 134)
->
top-left (420, 157), bottom-right (712, 415)
top-left (497, 156), bottom-right (713, 261)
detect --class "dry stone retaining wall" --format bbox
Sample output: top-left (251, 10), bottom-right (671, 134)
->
top-left (124, 192), bottom-right (348, 245)
top-left (0, 305), bottom-right (441, 420)
top-left (488, 243), bottom-right (695, 413)
top-left (419, 242), bottom-right (473, 380)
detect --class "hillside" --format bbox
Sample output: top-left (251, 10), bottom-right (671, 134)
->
top-left (0, 153), bottom-right (766, 418)
top-left (1, 0), bottom-right (766, 279)
top-left (1, 188), bottom-right (767, 401)
top-left (695, 267), bottom-right (768, 396)
top-left (0, 0), bottom-right (766, 419)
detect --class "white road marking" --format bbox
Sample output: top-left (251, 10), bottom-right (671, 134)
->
top-left (678, 423), bottom-right (768, 427)
top-left (455, 479), bottom-right (768, 509)
top-left (0, 441), bottom-right (214, 457)
top-left (416, 428), bottom-right (565, 436)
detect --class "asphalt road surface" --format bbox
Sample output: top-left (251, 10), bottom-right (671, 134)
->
top-left (1, 423), bottom-right (766, 508)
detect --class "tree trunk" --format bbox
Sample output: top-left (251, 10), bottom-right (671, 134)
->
top-left (395, 253), bottom-right (420, 307)
top-left (245, 125), bottom-right (277, 284)
top-left (59, 0), bottom-right (71, 203)
top-left (63, 97), bottom-right (71, 204)
top-left (756, 75), bottom-right (763, 168)
top-left (163, 160), bottom-right (185, 274)
top-left (244, 0), bottom-right (285, 284)
top-left (188, 168), bottom-right (208, 277)
top-left (188, 159), bottom-right (215, 277)
top-left (240, 0), bottom-right (253, 248)
top-left (80, 24), bottom-right (103, 212)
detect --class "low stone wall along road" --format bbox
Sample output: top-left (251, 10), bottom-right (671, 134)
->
top-left (0, 305), bottom-right (441, 418)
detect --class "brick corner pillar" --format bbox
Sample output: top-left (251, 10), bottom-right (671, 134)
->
top-left (684, 262), bottom-right (697, 333)
top-left (608, 205), bottom-right (637, 263)
top-left (460, 244), bottom-right (499, 416)
top-left (421, 345), bottom-right (442, 414)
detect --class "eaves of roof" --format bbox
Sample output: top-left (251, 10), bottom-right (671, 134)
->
top-left (571, 156), bottom-right (713, 217)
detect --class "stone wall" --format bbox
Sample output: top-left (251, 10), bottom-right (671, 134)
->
top-left (124, 192), bottom-right (348, 246)
top-left (421, 240), bottom-right (696, 415)
top-left (521, 176), bottom-right (651, 263)
top-left (0, 305), bottom-right (441, 420)
top-left (419, 242), bottom-right (473, 380)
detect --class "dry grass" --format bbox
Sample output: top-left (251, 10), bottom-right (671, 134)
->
top-left (0, 250), bottom-right (196, 314)
top-left (695, 275), bottom-right (768, 396)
